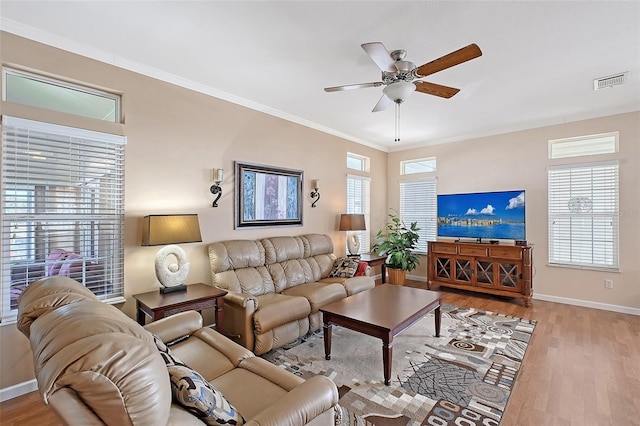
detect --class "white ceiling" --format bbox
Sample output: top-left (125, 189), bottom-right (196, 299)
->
top-left (1, 1), bottom-right (639, 152)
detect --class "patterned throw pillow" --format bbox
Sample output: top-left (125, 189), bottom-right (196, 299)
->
top-left (151, 334), bottom-right (244, 425)
top-left (328, 256), bottom-right (360, 278)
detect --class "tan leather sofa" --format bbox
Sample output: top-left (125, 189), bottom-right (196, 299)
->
top-left (17, 276), bottom-right (339, 425)
top-left (208, 234), bottom-right (375, 355)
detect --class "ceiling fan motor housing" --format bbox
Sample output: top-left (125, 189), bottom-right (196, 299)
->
top-left (382, 59), bottom-right (416, 85)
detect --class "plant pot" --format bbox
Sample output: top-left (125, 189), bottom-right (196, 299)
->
top-left (386, 267), bottom-right (406, 285)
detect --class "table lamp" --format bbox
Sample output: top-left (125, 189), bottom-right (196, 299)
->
top-left (141, 214), bottom-right (202, 293)
top-left (339, 213), bottom-right (366, 255)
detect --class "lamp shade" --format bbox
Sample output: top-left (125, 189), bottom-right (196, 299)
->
top-left (339, 214), bottom-right (366, 231)
top-left (383, 81), bottom-right (416, 103)
top-left (141, 214), bottom-right (202, 246)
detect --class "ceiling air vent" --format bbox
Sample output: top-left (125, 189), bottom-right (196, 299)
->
top-left (593, 72), bottom-right (628, 90)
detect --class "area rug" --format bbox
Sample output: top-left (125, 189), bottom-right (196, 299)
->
top-left (262, 304), bottom-right (536, 426)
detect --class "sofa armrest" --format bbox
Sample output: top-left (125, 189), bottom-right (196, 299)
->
top-left (223, 289), bottom-right (258, 309)
top-left (219, 290), bottom-right (259, 350)
top-left (244, 375), bottom-right (338, 426)
top-left (191, 327), bottom-right (254, 367)
top-left (144, 311), bottom-right (203, 343)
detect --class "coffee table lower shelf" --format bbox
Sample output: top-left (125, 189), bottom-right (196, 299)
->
top-left (320, 284), bottom-right (444, 386)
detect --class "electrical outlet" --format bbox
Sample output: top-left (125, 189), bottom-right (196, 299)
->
top-left (604, 279), bottom-right (613, 289)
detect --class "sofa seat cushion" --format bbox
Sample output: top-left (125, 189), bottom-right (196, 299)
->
top-left (281, 282), bottom-right (347, 313)
top-left (169, 332), bottom-right (238, 382)
top-left (211, 367), bottom-right (290, 421)
top-left (253, 293), bottom-right (311, 334)
top-left (319, 276), bottom-right (375, 296)
top-left (154, 334), bottom-right (245, 425)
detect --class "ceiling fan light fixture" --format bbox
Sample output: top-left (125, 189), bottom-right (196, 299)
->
top-left (383, 81), bottom-right (415, 103)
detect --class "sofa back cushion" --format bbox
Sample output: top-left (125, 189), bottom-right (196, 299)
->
top-left (261, 235), bottom-right (337, 292)
top-left (209, 240), bottom-right (275, 295)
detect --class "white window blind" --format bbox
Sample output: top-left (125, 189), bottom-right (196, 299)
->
top-left (548, 161), bottom-right (619, 270)
top-left (1, 116), bottom-right (126, 321)
top-left (400, 177), bottom-right (437, 253)
top-left (346, 174), bottom-right (370, 254)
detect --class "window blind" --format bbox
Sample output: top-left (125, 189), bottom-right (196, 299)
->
top-left (1, 116), bottom-right (126, 321)
top-left (400, 177), bottom-right (437, 253)
top-left (548, 161), bottom-right (619, 270)
top-left (346, 174), bottom-right (370, 254)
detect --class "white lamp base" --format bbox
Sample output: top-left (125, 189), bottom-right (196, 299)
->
top-left (155, 244), bottom-right (189, 291)
top-left (347, 232), bottom-right (360, 255)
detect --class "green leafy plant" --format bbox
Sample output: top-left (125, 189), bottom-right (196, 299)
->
top-left (372, 211), bottom-right (421, 272)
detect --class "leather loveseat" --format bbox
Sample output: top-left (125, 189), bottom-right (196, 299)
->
top-left (208, 234), bottom-right (375, 355)
top-left (17, 276), bottom-right (340, 425)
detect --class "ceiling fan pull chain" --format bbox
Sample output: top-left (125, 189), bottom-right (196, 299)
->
top-left (395, 102), bottom-right (400, 142)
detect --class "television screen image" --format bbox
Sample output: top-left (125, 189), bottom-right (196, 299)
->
top-left (437, 190), bottom-right (526, 240)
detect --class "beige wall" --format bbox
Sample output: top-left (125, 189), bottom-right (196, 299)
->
top-left (388, 112), bottom-right (640, 311)
top-left (0, 32), bottom-right (387, 390)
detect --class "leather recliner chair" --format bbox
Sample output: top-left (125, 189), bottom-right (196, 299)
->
top-left (16, 276), bottom-right (340, 425)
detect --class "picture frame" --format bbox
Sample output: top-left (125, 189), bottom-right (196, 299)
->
top-left (235, 161), bottom-right (303, 228)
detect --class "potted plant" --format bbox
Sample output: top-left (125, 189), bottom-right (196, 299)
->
top-left (372, 211), bottom-right (420, 285)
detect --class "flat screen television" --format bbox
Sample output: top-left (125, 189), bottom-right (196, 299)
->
top-left (437, 190), bottom-right (526, 241)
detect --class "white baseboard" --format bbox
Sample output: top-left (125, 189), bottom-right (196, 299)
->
top-left (533, 293), bottom-right (640, 316)
top-left (0, 379), bottom-right (38, 402)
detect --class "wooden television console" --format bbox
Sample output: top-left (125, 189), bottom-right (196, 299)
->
top-left (427, 240), bottom-right (533, 306)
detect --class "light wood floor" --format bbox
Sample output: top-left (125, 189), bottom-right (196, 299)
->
top-left (1, 280), bottom-right (639, 426)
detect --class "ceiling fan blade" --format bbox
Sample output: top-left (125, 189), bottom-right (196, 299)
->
top-left (414, 81), bottom-right (460, 98)
top-left (372, 94), bottom-right (392, 112)
top-left (414, 43), bottom-right (482, 77)
top-left (361, 42), bottom-right (397, 73)
top-left (324, 82), bottom-right (383, 92)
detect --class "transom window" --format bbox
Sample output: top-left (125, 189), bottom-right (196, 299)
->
top-left (347, 152), bottom-right (369, 172)
top-left (401, 157), bottom-right (436, 175)
top-left (3, 67), bottom-right (121, 123)
top-left (549, 133), bottom-right (618, 159)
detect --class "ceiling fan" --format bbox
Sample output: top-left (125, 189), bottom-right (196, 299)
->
top-left (324, 42), bottom-right (483, 112)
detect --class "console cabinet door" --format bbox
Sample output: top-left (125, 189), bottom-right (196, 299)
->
top-left (433, 255), bottom-right (454, 282)
top-left (474, 258), bottom-right (522, 292)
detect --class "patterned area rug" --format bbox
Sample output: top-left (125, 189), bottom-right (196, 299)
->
top-left (262, 304), bottom-right (536, 426)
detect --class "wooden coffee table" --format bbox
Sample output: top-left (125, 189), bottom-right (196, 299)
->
top-left (320, 284), bottom-right (444, 386)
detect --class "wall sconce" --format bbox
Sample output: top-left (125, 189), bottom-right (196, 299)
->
top-left (210, 168), bottom-right (224, 207)
top-left (310, 179), bottom-right (320, 208)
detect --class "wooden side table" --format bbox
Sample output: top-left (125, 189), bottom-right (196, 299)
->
top-left (360, 252), bottom-right (387, 284)
top-left (133, 283), bottom-right (227, 331)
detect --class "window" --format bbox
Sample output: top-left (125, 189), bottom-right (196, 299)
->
top-left (401, 157), bottom-right (436, 174)
top-left (2, 116), bottom-right (126, 321)
top-left (548, 161), bottom-right (619, 270)
top-left (400, 177), bottom-right (437, 253)
top-left (3, 68), bottom-right (121, 123)
top-left (346, 174), bottom-right (371, 254)
top-left (347, 152), bottom-right (369, 172)
top-left (549, 133), bottom-right (618, 159)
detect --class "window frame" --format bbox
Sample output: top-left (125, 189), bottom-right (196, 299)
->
top-left (399, 176), bottom-right (437, 254)
top-left (547, 160), bottom-right (620, 271)
top-left (1, 116), bottom-right (126, 322)
top-left (346, 174), bottom-right (371, 255)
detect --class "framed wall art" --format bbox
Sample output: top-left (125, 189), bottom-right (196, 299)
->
top-left (235, 161), bottom-right (303, 228)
